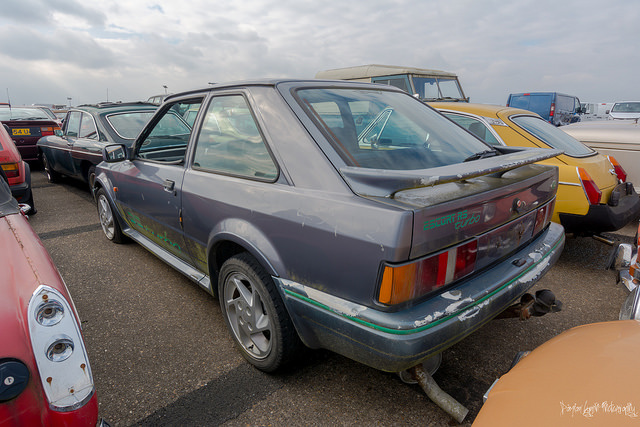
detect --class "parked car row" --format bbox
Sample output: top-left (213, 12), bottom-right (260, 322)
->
top-left (3, 72), bottom-right (639, 424)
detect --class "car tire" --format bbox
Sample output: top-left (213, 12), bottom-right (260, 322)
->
top-left (218, 253), bottom-right (300, 372)
top-left (42, 154), bottom-right (61, 183)
top-left (23, 191), bottom-right (36, 215)
top-left (96, 188), bottom-right (125, 243)
top-left (86, 165), bottom-right (96, 190)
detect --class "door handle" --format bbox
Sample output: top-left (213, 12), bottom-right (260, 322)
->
top-left (163, 179), bottom-right (175, 192)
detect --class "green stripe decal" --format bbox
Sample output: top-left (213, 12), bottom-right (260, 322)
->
top-left (283, 237), bottom-right (562, 335)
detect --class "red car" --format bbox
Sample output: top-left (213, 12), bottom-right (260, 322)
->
top-left (0, 173), bottom-right (104, 425)
top-left (0, 124), bottom-right (35, 213)
top-left (0, 106), bottom-right (60, 162)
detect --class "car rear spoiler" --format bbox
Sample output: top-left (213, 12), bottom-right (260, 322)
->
top-left (340, 147), bottom-right (563, 197)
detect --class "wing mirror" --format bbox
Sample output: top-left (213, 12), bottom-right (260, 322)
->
top-left (102, 144), bottom-right (127, 162)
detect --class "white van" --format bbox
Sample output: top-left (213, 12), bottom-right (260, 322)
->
top-left (580, 102), bottom-right (613, 121)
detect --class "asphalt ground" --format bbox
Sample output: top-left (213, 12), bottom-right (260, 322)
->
top-left (26, 165), bottom-right (639, 426)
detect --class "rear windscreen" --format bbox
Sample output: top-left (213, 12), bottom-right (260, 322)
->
top-left (510, 115), bottom-right (594, 157)
top-left (294, 87), bottom-right (492, 170)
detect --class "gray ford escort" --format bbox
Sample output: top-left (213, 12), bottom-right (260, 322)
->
top-left (93, 80), bottom-right (565, 374)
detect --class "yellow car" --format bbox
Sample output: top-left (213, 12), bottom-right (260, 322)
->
top-left (430, 103), bottom-right (640, 234)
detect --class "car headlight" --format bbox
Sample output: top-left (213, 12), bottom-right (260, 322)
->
top-left (28, 285), bottom-right (94, 411)
top-left (619, 286), bottom-right (640, 321)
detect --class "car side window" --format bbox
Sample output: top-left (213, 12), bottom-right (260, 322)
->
top-left (136, 99), bottom-right (202, 163)
top-left (443, 113), bottom-right (502, 146)
top-left (79, 113), bottom-right (98, 139)
top-left (65, 112), bottom-right (81, 137)
top-left (192, 95), bottom-right (277, 180)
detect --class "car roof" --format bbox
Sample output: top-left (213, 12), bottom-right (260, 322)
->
top-left (314, 64), bottom-right (458, 80)
top-left (430, 102), bottom-right (539, 119)
top-left (73, 102), bottom-right (158, 114)
top-left (163, 78), bottom-right (405, 103)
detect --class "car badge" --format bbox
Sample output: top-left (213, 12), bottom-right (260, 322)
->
top-left (512, 198), bottom-right (527, 214)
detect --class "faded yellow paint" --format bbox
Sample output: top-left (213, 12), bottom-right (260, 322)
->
top-left (474, 320), bottom-right (640, 426)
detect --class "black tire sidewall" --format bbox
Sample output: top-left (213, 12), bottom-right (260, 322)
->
top-left (218, 253), bottom-right (291, 372)
top-left (42, 154), bottom-right (58, 183)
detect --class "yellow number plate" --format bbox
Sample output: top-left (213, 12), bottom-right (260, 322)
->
top-left (12, 128), bottom-right (31, 136)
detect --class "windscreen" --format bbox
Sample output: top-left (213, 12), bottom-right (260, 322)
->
top-left (412, 77), bottom-right (464, 101)
top-left (295, 88), bottom-right (491, 170)
top-left (510, 115), bottom-right (595, 157)
top-left (611, 102), bottom-right (640, 113)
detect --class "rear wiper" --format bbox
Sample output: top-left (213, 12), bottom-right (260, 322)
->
top-left (463, 149), bottom-right (498, 162)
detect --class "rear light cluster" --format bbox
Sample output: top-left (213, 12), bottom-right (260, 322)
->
top-left (607, 156), bottom-right (627, 182)
top-left (378, 201), bottom-right (556, 305)
top-left (549, 102), bottom-right (555, 118)
top-left (534, 198), bottom-right (555, 236)
top-left (1, 163), bottom-right (20, 178)
top-left (378, 240), bottom-right (478, 305)
top-left (40, 126), bottom-right (60, 137)
top-left (577, 167), bottom-right (602, 205)
top-left (27, 285), bottom-right (94, 411)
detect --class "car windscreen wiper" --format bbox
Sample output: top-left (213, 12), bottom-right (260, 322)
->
top-left (463, 149), bottom-right (498, 162)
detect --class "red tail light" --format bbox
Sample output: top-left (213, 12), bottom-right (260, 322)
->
top-left (577, 167), bottom-right (602, 205)
top-left (533, 199), bottom-right (555, 236)
top-left (378, 240), bottom-right (478, 305)
top-left (549, 102), bottom-right (555, 117)
top-left (607, 156), bottom-right (627, 182)
top-left (40, 126), bottom-right (60, 136)
top-left (1, 163), bottom-right (20, 178)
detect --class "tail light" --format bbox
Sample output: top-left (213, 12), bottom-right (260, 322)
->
top-left (378, 240), bottom-right (478, 305)
top-left (607, 156), bottom-right (627, 182)
top-left (28, 285), bottom-right (95, 411)
top-left (533, 199), bottom-right (555, 236)
top-left (549, 102), bottom-right (555, 117)
top-left (40, 126), bottom-right (60, 136)
top-left (577, 167), bottom-right (602, 205)
top-left (1, 162), bottom-right (20, 178)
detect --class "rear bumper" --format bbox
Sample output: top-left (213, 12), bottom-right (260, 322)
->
top-left (277, 222), bottom-right (565, 372)
top-left (560, 184), bottom-right (640, 233)
top-left (9, 180), bottom-right (30, 201)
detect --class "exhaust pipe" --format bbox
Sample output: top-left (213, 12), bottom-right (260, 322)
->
top-left (408, 364), bottom-right (469, 424)
top-left (496, 289), bottom-right (562, 320)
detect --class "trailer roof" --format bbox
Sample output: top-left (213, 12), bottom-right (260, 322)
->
top-left (315, 64), bottom-right (458, 80)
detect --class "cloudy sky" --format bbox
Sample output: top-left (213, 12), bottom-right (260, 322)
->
top-left (1, 0), bottom-right (638, 107)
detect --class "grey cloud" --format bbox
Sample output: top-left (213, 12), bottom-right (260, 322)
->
top-left (0, 26), bottom-right (115, 68)
top-left (1, 0), bottom-right (106, 27)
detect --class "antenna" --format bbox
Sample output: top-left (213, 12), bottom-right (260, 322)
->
top-left (5, 88), bottom-right (11, 107)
